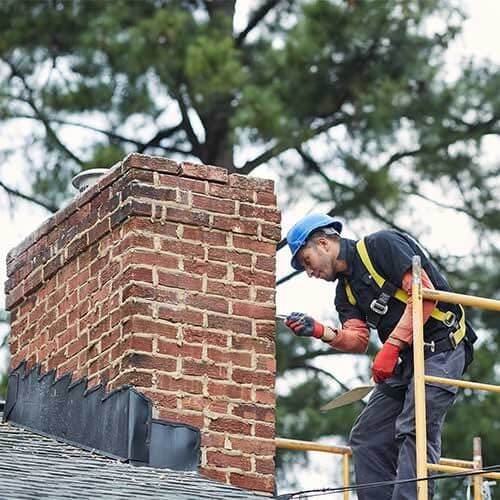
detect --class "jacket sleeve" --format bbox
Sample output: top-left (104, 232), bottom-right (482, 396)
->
top-left (389, 268), bottom-right (437, 345)
top-left (326, 318), bottom-right (370, 353)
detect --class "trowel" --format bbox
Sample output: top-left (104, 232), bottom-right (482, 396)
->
top-left (320, 384), bottom-right (375, 412)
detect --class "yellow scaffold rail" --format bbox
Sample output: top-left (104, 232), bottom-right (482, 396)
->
top-left (412, 256), bottom-right (500, 500)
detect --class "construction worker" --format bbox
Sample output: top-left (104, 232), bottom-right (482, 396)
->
top-left (284, 213), bottom-right (476, 500)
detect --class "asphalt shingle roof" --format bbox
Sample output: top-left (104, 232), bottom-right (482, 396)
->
top-left (0, 417), bottom-right (269, 500)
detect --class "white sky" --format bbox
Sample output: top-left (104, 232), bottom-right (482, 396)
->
top-left (1, 0), bottom-right (499, 494)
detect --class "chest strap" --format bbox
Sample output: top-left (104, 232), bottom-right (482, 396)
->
top-left (351, 238), bottom-right (466, 348)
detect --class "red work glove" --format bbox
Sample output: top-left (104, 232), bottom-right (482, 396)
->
top-left (372, 342), bottom-right (400, 383)
top-left (285, 312), bottom-right (325, 339)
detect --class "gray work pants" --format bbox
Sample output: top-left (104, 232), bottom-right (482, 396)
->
top-left (349, 343), bottom-right (466, 500)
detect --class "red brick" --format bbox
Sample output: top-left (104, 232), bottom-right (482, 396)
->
top-left (182, 226), bottom-right (227, 246)
top-left (180, 162), bottom-right (228, 183)
top-left (255, 457), bottom-right (275, 475)
top-left (233, 268), bottom-right (274, 288)
top-left (157, 340), bottom-right (202, 359)
top-left (255, 288), bottom-right (274, 304)
top-left (183, 259), bottom-right (227, 279)
top-left (206, 451), bottom-right (251, 471)
top-left (157, 271), bottom-right (203, 292)
top-left (211, 216), bottom-right (258, 236)
top-left (239, 203), bottom-right (280, 223)
top-left (229, 174), bottom-right (274, 193)
top-left (207, 248), bottom-right (252, 267)
top-left (207, 348), bottom-right (251, 368)
top-left (123, 317), bottom-right (177, 339)
top-left (160, 174), bottom-right (207, 194)
top-left (122, 153), bottom-right (180, 174)
top-left (207, 381), bottom-right (252, 401)
top-left (185, 293), bottom-right (228, 314)
top-left (192, 194), bottom-right (235, 215)
top-left (120, 334), bottom-right (153, 353)
top-left (117, 232), bottom-right (155, 253)
top-left (166, 207), bottom-right (210, 226)
top-left (199, 467), bottom-right (227, 483)
top-left (230, 437), bottom-right (275, 456)
top-left (232, 368), bottom-right (274, 388)
top-left (256, 322), bottom-right (275, 341)
top-left (157, 409), bottom-right (204, 429)
top-left (123, 182), bottom-right (176, 203)
top-left (232, 302), bottom-right (275, 320)
top-left (255, 191), bottom-right (277, 206)
top-left (255, 255), bottom-right (275, 272)
top-left (180, 395), bottom-right (206, 412)
top-left (5, 283), bottom-right (24, 310)
top-left (158, 306), bottom-right (204, 327)
top-left (157, 375), bottom-right (203, 394)
top-left (124, 250), bottom-right (179, 270)
top-left (66, 234), bottom-right (89, 262)
top-left (183, 359), bottom-right (228, 380)
top-left (122, 353), bottom-right (177, 372)
top-left (159, 239), bottom-right (204, 259)
top-left (123, 217), bottom-right (178, 239)
top-left (120, 266), bottom-right (154, 284)
top-left (208, 183), bottom-right (254, 203)
top-left (254, 423), bottom-right (274, 439)
top-left (43, 254), bottom-right (64, 281)
top-left (183, 326), bottom-right (229, 347)
top-left (209, 417), bottom-right (251, 435)
top-left (260, 223), bottom-right (281, 241)
top-left (232, 403), bottom-right (274, 423)
top-left (206, 281), bottom-right (249, 301)
top-left (255, 389), bottom-right (275, 406)
top-left (206, 315), bottom-right (252, 335)
top-left (232, 236), bottom-right (275, 255)
top-left (88, 218), bottom-right (110, 246)
top-left (256, 355), bottom-right (276, 373)
top-left (122, 283), bottom-right (179, 304)
top-left (201, 433), bottom-right (225, 448)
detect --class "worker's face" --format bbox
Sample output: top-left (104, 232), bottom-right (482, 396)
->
top-left (298, 237), bottom-right (342, 282)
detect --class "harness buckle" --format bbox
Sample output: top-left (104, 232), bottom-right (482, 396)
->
top-left (448, 330), bottom-right (458, 349)
top-left (443, 311), bottom-right (456, 327)
top-left (370, 299), bottom-right (388, 316)
top-left (424, 341), bottom-right (436, 353)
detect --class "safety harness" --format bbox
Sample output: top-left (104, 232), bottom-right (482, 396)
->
top-left (344, 238), bottom-right (467, 354)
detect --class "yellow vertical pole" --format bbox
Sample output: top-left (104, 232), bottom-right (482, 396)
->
top-left (342, 453), bottom-right (350, 500)
top-left (473, 437), bottom-right (483, 500)
top-left (412, 256), bottom-right (428, 500)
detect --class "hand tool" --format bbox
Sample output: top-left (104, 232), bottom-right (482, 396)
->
top-left (320, 384), bottom-right (375, 412)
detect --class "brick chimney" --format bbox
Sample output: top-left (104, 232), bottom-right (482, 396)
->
top-left (5, 154), bottom-right (280, 493)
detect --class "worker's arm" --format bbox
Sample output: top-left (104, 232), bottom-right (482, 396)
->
top-left (285, 314), bottom-right (369, 354)
top-left (372, 268), bottom-right (437, 382)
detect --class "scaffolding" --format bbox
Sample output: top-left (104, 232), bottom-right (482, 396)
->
top-left (275, 255), bottom-right (500, 499)
top-left (412, 256), bottom-right (500, 500)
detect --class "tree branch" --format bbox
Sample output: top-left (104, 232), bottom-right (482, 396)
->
top-left (172, 89), bottom-right (202, 157)
top-left (0, 179), bottom-right (58, 213)
top-left (3, 58), bottom-right (84, 166)
top-left (235, 0), bottom-right (281, 47)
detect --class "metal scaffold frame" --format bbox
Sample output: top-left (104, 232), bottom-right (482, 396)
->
top-left (275, 255), bottom-right (500, 499)
top-left (412, 255), bottom-right (500, 500)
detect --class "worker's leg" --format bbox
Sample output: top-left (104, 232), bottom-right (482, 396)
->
top-left (349, 385), bottom-right (405, 500)
top-left (392, 345), bottom-right (465, 500)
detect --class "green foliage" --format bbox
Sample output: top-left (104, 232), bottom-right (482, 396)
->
top-left (0, 1), bottom-right (499, 495)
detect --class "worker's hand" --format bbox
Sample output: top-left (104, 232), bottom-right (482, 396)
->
top-left (285, 312), bottom-right (324, 339)
top-left (372, 342), bottom-right (400, 383)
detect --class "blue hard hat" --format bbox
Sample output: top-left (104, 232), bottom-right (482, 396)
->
top-left (287, 213), bottom-right (342, 271)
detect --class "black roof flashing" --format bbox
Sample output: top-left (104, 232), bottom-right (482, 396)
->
top-left (4, 361), bottom-right (200, 471)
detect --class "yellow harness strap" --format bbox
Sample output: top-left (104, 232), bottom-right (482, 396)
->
top-left (355, 238), bottom-right (466, 344)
